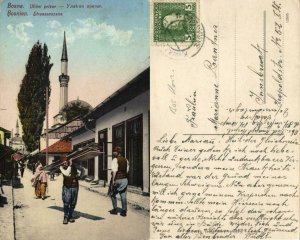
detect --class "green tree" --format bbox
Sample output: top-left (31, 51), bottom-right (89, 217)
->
top-left (17, 41), bottom-right (53, 152)
top-left (61, 101), bottom-right (91, 121)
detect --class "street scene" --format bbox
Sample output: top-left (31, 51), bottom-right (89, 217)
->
top-left (0, 1), bottom-right (150, 239)
top-left (1, 168), bottom-right (149, 240)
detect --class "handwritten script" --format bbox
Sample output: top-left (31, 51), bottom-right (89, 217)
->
top-left (151, 105), bottom-right (299, 239)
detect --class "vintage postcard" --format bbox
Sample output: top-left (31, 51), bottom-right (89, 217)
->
top-left (0, 0), bottom-right (299, 239)
top-left (0, 0), bottom-right (149, 240)
top-left (150, 0), bottom-right (299, 239)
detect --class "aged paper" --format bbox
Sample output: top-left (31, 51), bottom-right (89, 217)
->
top-left (0, 1), bottom-right (150, 239)
top-left (150, 0), bottom-right (299, 239)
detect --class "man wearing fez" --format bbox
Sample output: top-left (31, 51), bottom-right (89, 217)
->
top-left (60, 158), bottom-right (80, 224)
top-left (109, 146), bottom-right (129, 217)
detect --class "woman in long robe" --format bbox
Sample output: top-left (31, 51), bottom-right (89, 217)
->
top-left (31, 163), bottom-right (48, 200)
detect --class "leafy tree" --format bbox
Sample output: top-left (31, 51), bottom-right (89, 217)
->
top-left (61, 101), bottom-right (91, 121)
top-left (17, 41), bottom-right (53, 152)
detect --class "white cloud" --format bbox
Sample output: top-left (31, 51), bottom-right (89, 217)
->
top-left (47, 20), bottom-right (62, 31)
top-left (45, 18), bottom-right (133, 46)
top-left (45, 21), bottom-right (62, 40)
top-left (7, 22), bottom-right (33, 43)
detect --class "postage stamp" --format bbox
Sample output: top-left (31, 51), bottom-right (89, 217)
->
top-left (151, 0), bottom-right (204, 59)
top-left (153, 2), bottom-right (197, 43)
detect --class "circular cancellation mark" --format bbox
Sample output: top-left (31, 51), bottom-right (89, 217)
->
top-left (155, 15), bottom-right (206, 60)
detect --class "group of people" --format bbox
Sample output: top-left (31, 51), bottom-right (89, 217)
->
top-left (30, 146), bottom-right (129, 224)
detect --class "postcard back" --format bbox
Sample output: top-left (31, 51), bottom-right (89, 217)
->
top-left (150, 0), bottom-right (300, 239)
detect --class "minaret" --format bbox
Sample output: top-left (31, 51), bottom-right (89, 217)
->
top-left (15, 120), bottom-right (19, 137)
top-left (59, 31), bottom-right (69, 111)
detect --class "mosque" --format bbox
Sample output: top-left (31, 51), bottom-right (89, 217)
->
top-left (37, 32), bottom-right (92, 158)
top-left (10, 120), bottom-right (26, 154)
top-left (52, 32), bottom-right (92, 128)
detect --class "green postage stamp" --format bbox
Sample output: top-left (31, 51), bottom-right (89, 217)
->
top-left (153, 1), bottom-right (198, 43)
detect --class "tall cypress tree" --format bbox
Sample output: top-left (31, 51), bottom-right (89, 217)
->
top-left (17, 41), bottom-right (53, 152)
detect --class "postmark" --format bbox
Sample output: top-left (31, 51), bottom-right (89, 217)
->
top-left (152, 0), bottom-right (205, 59)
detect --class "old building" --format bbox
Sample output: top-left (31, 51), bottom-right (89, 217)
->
top-left (0, 127), bottom-right (12, 177)
top-left (39, 139), bottom-right (72, 165)
top-left (39, 117), bottom-right (84, 165)
top-left (70, 68), bottom-right (150, 193)
top-left (64, 126), bottom-right (95, 179)
top-left (0, 126), bottom-right (10, 146)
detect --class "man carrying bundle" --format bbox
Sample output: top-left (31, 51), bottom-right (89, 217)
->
top-left (60, 158), bottom-right (81, 224)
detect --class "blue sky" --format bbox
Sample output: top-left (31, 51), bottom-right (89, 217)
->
top-left (0, 0), bottom-right (149, 132)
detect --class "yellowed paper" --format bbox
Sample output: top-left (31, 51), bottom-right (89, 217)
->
top-left (150, 0), bottom-right (300, 239)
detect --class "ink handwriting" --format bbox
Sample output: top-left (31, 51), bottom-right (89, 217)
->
top-left (151, 103), bottom-right (299, 239)
top-left (168, 70), bottom-right (177, 114)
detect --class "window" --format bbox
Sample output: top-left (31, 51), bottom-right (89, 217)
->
top-left (98, 129), bottom-right (108, 181)
top-left (126, 115), bottom-right (143, 188)
top-left (112, 122), bottom-right (125, 156)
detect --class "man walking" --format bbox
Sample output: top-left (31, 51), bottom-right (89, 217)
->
top-left (60, 158), bottom-right (80, 224)
top-left (109, 146), bottom-right (129, 217)
top-left (20, 162), bottom-right (25, 178)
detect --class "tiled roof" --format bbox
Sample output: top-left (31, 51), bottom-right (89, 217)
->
top-left (40, 140), bottom-right (72, 154)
